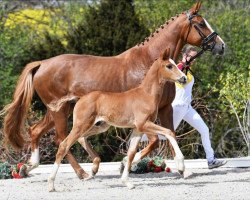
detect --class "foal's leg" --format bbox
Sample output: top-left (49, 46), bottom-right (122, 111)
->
top-left (138, 134), bottom-right (159, 159)
top-left (48, 106), bottom-right (96, 192)
top-left (48, 124), bottom-right (93, 191)
top-left (142, 121), bottom-right (185, 173)
top-left (121, 130), bottom-right (142, 189)
top-left (26, 111), bottom-right (54, 173)
top-left (128, 105), bottom-right (175, 163)
top-left (50, 103), bottom-right (90, 180)
top-left (77, 122), bottom-right (110, 176)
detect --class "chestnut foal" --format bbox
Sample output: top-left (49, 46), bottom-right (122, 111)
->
top-left (48, 48), bottom-right (187, 191)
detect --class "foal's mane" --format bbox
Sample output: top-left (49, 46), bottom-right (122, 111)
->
top-left (137, 12), bottom-right (187, 46)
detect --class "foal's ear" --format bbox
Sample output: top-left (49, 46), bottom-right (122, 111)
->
top-left (161, 48), bottom-right (170, 61)
top-left (190, 1), bottom-right (202, 14)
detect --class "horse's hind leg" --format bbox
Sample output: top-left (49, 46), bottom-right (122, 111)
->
top-left (51, 103), bottom-right (90, 180)
top-left (26, 111), bottom-right (54, 173)
top-left (158, 104), bottom-right (176, 158)
top-left (77, 122), bottom-right (110, 176)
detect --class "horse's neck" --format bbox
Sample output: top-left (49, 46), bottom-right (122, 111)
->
top-left (128, 14), bottom-right (187, 63)
top-left (139, 61), bottom-right (166, 103)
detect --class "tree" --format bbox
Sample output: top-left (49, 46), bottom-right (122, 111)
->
top-left (219, 66), bottom-right (250, 156)
top-left (66, 0), bottom-right (149, 56)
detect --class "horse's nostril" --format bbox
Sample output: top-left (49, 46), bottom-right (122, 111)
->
top-left (222, 43), bottom-right (226, 50)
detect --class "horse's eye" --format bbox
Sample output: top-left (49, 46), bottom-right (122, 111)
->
top-left (199, 21), bottom-right (206, 28)
top-left (166, 64), bottom-right (173, 69)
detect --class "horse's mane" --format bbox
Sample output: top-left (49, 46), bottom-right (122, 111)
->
top-left (138, 12), bottom-right (186, 46)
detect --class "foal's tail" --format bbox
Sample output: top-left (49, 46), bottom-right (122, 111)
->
top-left (0, 61), bottom-right (41, 150)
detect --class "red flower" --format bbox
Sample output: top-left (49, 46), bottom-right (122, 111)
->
top-left (154, 167), bottom-right (162, 173)
top-left (165, 167), bottom-right (171, 173)
top-left (148, 160), bottom-right (154, 167)
top-left (17, 163), bottom-right (24, 170)
top-left (12, 171), bottom-right (22, 179)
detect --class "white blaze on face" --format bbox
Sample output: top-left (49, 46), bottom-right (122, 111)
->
top-left (169, 58), bottom-right (186, 79)
top-left (204, 18), bottom-right (225, 44)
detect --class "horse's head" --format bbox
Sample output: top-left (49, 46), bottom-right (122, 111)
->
top-left (159, 48), bottom-right (187, 84)
top-left (184, 2), bottom-right (225, 55)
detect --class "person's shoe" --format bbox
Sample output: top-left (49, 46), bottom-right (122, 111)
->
top-left (208, 159), bottom-right (227, 169)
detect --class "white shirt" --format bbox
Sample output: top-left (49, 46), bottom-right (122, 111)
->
top-left (172, 72), bottom-right (194, 106)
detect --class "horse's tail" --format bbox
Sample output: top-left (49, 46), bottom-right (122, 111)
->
top-left (0, 61), bottom-right (42, 150)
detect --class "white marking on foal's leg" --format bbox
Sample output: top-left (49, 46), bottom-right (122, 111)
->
top-left (131, 152), bottom-right (142, 171)
top-left (165, 135), bottom-right (185, 172)
top-left (133, 152), bottom-right (142, 164)
top-left (48, 163), bottom-right (60, 192)
top-left (121, 133), bottom-right (141, 189)
top-left (121, 163), bottom-right (135, 189)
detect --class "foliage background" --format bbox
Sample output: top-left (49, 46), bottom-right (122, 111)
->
top-left (0, 0), bottom-right (249, 164)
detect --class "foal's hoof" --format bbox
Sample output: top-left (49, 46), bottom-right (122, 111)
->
top-left (91, 170), bottom-right (97, 177)
top-left (122, 180), bottom-right (135, 189)
top-left (48, 187), bottom-right (56, 192)
top-left (178, 170), bottom-right (184, 175)
top-left (126, 182), bottom-right (135, 189)
top-left (183, 170), bottom-right (194, 179)
top-left (77, 170), bottom-right (91, 180)
top-left (84, 174), bottom-right (94, 181)
top-left (48, 179), bottom-right (56, 192)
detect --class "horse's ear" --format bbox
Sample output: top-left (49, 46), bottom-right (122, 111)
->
top-left (190, 1), bottom-right (202, 14)
top-left (161, 48), bottom-right (170, 61)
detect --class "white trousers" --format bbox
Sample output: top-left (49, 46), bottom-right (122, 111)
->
top-left (172, 104), bottom-right (214, 163)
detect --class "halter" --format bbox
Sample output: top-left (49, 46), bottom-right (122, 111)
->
top-left (184, 11), bottom-right (218, 65)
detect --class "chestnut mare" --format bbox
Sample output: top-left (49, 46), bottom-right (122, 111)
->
top-left (48, 48), bottom-right (187, 191)
top-left (2, 2), bottom-right (225, 179)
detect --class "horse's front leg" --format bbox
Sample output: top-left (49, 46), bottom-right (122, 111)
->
top-left (121, 130), bottom-right (142, 189)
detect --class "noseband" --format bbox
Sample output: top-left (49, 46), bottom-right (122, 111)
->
top-left (185, 11), bottom-right (218, 66)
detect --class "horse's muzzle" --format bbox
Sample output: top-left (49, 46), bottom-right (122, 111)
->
top-left (212, 42), bottom-right (225, 55)
top-left (178, 76), bottom-right (187, 84)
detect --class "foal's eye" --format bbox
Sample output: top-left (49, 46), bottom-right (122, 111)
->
top-left (166, 64), bottom-right (173, 69)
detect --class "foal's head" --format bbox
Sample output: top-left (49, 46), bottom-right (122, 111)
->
top-left (158, 48), bottom-right (187, 84)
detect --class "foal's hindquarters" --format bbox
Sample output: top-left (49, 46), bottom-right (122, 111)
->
top-left (48, 48), bottom-right (186, 191)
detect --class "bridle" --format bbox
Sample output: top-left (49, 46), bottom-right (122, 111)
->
top-left (185, 11), bottom-right (218, 66)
